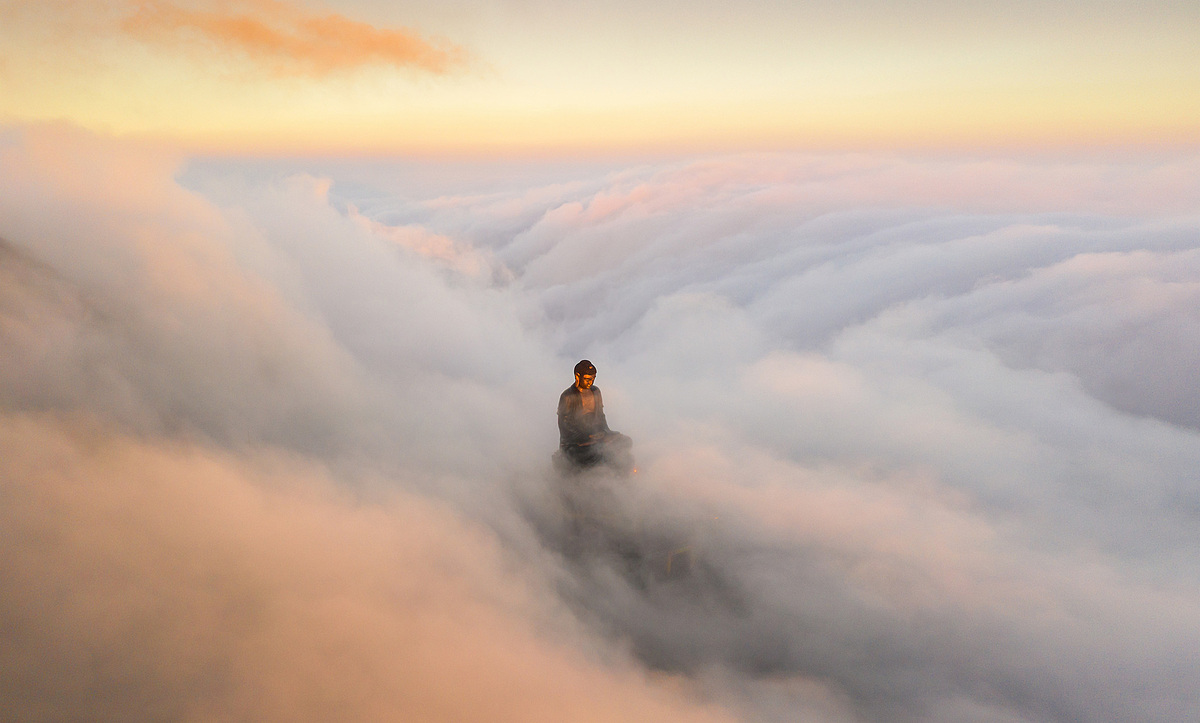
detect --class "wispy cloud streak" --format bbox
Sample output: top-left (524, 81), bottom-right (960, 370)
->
top-left (122, 0), bottom-right (468, 76)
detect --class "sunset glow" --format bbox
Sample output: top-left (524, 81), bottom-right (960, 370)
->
top-left (3, 0), bottom-right (1198, 152)
top-left (5, 3), bottom-right (1200, 721)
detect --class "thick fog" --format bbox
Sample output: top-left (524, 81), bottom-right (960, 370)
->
top-left (3, 126), bottom-right (1200, 722)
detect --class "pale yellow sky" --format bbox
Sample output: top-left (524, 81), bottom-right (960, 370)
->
top-left (2, 0), bottom-right (1198, 153)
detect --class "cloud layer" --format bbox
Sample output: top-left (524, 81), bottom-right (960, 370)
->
top-left (0, 414), bottom-right (741, 723)
top-left (4, 126), bottom-right (1200, 722)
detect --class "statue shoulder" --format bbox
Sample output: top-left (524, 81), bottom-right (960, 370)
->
top-left (558, 385), bottom-right (579, 410)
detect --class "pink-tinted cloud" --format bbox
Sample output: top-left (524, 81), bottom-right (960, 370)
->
top-left (0, 413), bottom-right (736, 722)
top-left (6, 125), bottom-right (1200, 722)
top-left (122, 0), bottom-right (469, 76)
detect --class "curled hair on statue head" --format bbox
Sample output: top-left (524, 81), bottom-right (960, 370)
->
top-left (574, 359), bottom-right (596, 376)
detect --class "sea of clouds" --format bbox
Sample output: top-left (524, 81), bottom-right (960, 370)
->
top-left (3, 125), bottom-right (1200, 722)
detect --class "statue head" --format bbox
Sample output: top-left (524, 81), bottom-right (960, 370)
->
top-left (573, 359), bottom-right (596, 389)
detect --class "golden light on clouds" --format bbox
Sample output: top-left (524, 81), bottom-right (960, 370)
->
top-left (122, 0), bottom-right (468, 76)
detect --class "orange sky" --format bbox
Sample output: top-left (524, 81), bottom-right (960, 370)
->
top-left (2, 0), bottom-right (1198, 153)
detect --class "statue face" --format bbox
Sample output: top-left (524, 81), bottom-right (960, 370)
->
top-left (575, 373), bottom-right (595, 389)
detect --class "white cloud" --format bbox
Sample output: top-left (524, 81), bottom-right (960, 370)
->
top-left (4, 126), bottom-right (1200, 721)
